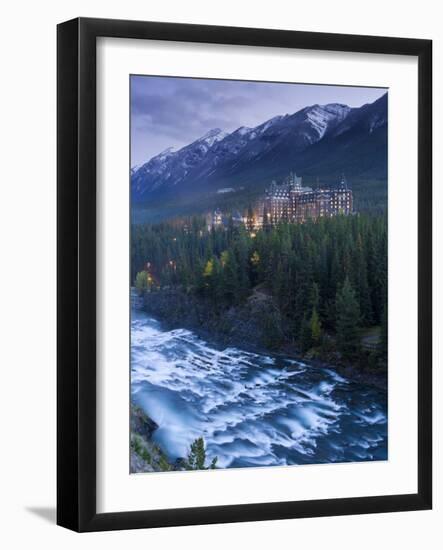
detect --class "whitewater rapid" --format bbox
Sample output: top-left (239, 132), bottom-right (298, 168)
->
top-left (131, 307), bottom-right (387, 469)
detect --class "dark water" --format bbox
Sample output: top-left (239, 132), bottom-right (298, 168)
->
top-left (131, 307), bottom-right (387, 469)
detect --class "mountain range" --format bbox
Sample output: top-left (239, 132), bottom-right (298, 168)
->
top-left (131, 93), bottom-right (387, 221)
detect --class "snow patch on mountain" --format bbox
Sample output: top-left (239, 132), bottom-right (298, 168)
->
top-left (198, 128), bottom-right (229, 147)
top-left (369, 115), bottom-right (387, 133)
top-left (235, 126), bottom-right (252, 136)
top-left (306, 104), bottom-right (351, 139)
top-left (158, 146), bottom-right (175, 157)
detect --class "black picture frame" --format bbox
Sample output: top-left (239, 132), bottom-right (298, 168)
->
top-left (57, 17), bottom-right (432, 532)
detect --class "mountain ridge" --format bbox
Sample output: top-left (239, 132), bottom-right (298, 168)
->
top-left (131, 93), bottom-right (387, 220)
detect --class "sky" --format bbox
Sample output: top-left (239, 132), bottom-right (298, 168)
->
top-left (131, 75), bottom-right (386, 168)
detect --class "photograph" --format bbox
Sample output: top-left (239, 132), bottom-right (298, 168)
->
top-left (129, 75), bottom-right (388, 473)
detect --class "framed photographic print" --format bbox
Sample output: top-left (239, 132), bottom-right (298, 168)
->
top-left (57, 17), bottom-right (432, 531)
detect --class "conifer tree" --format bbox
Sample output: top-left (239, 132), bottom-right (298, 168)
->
top-left (135, 270), bottom-right (148, 294)
top-left (250, 250), bottom-right (260, 286)
top-left (355, 233), bottom-right (373, 325)
top-left (299, 313), bottom-right (312, 353)
top-left (336, 278), bottom-right (361, 360)
top-left (310, 307), bottom-right (322, 345)
top-left (186, 437), bottom-right (217, 470)
top-left (221, 251), bottom-right (239, 304)
top-left (380, 300), bottom-right (388, 362)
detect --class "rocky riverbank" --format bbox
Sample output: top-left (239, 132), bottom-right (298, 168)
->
top-left (141, 286), bottom-right (286, 351)
top-left (130, 404), bottom-right (175, 473)
top-left (138, 287), bottom-right (387, 390)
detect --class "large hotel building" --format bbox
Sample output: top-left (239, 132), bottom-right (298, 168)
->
top-left (209, 172), bottom-right (354, 231)
top-left (259, 172), bottom-right (353, 227)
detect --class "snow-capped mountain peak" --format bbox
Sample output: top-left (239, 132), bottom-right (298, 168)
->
top-left (131, 93), bottom-right (386, 202)
top-left (197, 128), bottom-right (229, 147)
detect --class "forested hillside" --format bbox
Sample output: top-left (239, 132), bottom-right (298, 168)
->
top-left (132, 213), bottom-right (387, 365)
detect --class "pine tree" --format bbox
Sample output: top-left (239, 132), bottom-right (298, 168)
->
top-left (250, 250), bottom-right (260, 286)
top-left (221, 250), bottom-right (239, 304)
top-left (354, 233), bottom-right (373, 325)
top-left (135, 270), bottom-right (149, 294)
top-left (380, 301), bottom-right (388, 362)
top-left (203, 258), bottom-right (214, 279)
top-left (299, 313), bottom-right (312, 353)
top-left (185, 437), bottom-right (217, 470)
top-left (336, 278), bottom-right (361, 360)
top-left (234, 230), bottom-right (251, 300)
top-left (310, 307), bottom-right (322, 346)
top-left (309, 281), bottom-right (320, 310)
top-left (186, 437), bottom-right (206, 470)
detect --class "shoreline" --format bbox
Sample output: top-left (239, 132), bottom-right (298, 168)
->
top-left (134, 289), bottom-right (387, 391)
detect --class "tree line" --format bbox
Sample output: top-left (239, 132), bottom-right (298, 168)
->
top-left (132, 213), bottom-right (387, 364)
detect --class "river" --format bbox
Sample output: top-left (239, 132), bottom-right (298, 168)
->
top-left (131, 306), bottom-right (387, 469)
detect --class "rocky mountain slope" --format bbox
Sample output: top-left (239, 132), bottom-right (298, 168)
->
top-left (131, 93), bottom-right (387, 220)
